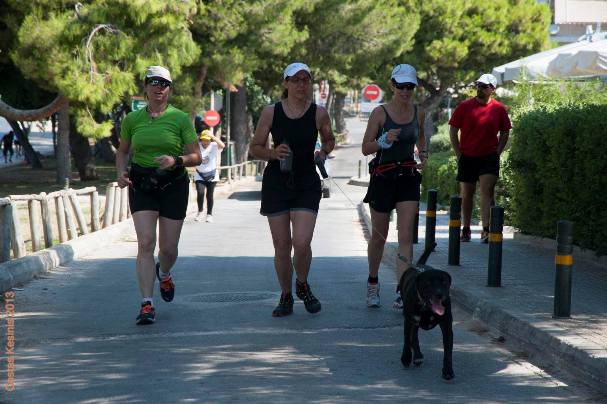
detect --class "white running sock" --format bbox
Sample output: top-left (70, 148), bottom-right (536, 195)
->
top-left (142, 297), bottom-right (154, 306)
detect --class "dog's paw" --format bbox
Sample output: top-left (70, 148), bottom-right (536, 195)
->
top-left (442, 368), bottom-right (455, 380)
top-left (401, 352), bottom-right (412, 367)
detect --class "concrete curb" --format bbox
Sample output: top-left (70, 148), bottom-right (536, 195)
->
top-left (513, 232), bottom-right (607, 268)
top-left (357, 201), bottom-right (607, 395)
top-left (0, 219), bottom-right (135, 294)
top-left (348, 175), bottom-right (369, 187)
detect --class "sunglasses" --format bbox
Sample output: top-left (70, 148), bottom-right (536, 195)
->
top-left (476, 83), bottom-right (494, 89)
top-left (287, 76), bottom-right (311, 85)
top-left (392, 81), bottom-right (416, 91)
top-left (147, 79), bottom-right (171, 88)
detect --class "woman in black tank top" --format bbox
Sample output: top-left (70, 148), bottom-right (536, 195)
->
top-left (361, 64), bottom-right (428, 310)
top-left (250, 62), bottom-right (335, 318)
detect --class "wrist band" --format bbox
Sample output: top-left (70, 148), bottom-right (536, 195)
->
top-left (173, 156), bottom-right (184, 167)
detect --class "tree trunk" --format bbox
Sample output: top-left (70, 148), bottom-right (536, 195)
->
top-left (51, 113), bottom-right (57, 156)
top-left (230, 85), bottom-right (251, 164)
top-left (56, 105), bottom-right (71, 184)
top-left (95, 137), bottom-right (116, 163)
top-left (333, 91), bottom-right (347, 134)
top-left (7, 120), bottom-right (42, 168)
top-left (69, 116), bottom-right (98, 181)
top-left (191, 64), bottom-right (208, 120)
top-left (420, 89), bottom-right (447, 147)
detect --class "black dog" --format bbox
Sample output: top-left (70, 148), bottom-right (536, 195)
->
top-left (399, 243), bottom-right (454, 380)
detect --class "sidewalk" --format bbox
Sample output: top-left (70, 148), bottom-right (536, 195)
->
top-left (359, 200), bottom-right (607, 394)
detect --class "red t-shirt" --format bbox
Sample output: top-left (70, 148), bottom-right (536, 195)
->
top-left (448, 98), bottom-right (512, 157)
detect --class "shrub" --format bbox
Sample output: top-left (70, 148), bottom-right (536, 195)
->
top-left (507, 103), bottom-right (607, 254)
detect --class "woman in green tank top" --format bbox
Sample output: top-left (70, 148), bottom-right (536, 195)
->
top-left (361, 64), bottom-right (428, 310)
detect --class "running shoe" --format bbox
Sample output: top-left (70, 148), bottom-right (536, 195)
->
top-left (392, 294), bottom-right (404, 311)
top-left (366, 282), bottom-right (381, 308)
top-left (480, 230), bottom-right (489, 244)
top-left (136, 302), bottom-right (156, 325)
top-left (195, 212), bottom-right (204, 222)
top-left (156, 262), bottom-right (175, 302)
top-left (296, 280), bottom-right (322, 313)
top-left (206, 214), bottom-right (214, 223)
top-left (272, 293), bottom-right (294, 317)
top-left (460, 227), bottom-right (472, 242)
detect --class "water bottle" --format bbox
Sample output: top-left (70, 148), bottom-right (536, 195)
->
top-left (279, 141), bottom-right (293, 173)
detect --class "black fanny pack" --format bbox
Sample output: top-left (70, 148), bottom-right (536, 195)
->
top-left (130, 164), bottom-right (186, 193)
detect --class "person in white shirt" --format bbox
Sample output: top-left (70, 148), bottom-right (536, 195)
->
top-left (194, 129), bottom-right (225, 222)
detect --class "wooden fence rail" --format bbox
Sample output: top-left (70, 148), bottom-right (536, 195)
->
top-left (0, 183), bottom-right (129, 263)
top-left (0, 162), bottom-right (262, 264)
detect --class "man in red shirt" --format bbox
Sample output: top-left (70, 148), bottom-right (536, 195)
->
top-left (449, 73), bottom-right (511, 243)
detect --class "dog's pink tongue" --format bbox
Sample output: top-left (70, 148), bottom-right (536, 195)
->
top-left (431, 298), bottom-right (445, 316)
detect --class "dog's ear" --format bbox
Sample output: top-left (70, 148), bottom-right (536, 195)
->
top-left (444, 271), bottom-right (452, 287)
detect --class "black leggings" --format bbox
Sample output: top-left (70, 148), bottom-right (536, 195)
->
top-left (195, 181), bottom-right (216, 214)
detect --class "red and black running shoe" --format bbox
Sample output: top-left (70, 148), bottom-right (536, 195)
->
top-left (136, 302), bottom-right (156, 325)
top-left (156, 262), bottom-right (175, 302)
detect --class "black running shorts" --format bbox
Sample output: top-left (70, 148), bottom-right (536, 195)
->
top-left (261, 186), bottom-right (322, 216)
top-left (128, 175), bottom-right (190, 220)
top-left (363, 169), bottom-right (421, 213)
top-left (456, 152), bottom-right (500, 183)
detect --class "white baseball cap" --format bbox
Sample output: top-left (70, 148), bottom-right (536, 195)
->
top-left (284, 62), bottom-right (311, 79)
top-left (145, 66), bottom-right (172, 83)
top-left (476, 73), bottom-right (497, 88)
top-left (391, 64), bottom-right (418, 85)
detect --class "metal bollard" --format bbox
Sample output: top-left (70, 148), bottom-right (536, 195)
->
top-left (412, 203), bottom-right (419, 244)
top-left (425, 189), bottom-right (437, 252)
top-left (554, 220), bottom-right (573, 318)
top-left (448, 196), bottom-right (461, 266)
top-left (487, 206), bottom-right (504, 287)
top-left (358, 160), bottom-right (362, 179)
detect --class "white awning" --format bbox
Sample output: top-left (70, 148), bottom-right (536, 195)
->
top-left (492, 38), bottom-right (607, 84)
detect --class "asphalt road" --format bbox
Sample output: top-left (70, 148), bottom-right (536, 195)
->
top-left (0, 117), bottom-right (600, 403)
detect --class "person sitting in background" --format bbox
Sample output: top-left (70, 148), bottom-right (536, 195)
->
top-left (194, 129), bottom-right (225, 223)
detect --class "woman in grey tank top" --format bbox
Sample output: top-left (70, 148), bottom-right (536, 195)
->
top-left (361, 64), bottom-right (428, 310)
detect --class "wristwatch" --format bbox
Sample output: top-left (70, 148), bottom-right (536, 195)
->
top-left (173, 156), bottom-right (184, 167)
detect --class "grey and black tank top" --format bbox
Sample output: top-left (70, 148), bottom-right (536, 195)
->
top-left (375, 104), bottom-right (419, 163)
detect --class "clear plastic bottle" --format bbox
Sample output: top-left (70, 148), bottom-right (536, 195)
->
top-left (279, 141), bottom-right (293, 173)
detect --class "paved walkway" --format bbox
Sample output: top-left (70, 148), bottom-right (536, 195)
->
top-left (0, 118), bottom-right (604, 402)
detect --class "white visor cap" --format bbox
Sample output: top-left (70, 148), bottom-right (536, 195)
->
top-left (476, 73), bottom-right (497, 88)
top-left (145, 66), bottom-right (172, 83)
top-left (391, 64), bottom-right (418, 85)
top-left (284, 62), bottom-right (311, 79)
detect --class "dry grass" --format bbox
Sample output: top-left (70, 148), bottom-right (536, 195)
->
top-left (0, 157), bottom-right (118, 199)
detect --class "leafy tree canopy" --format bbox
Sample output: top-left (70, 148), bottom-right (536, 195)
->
top-left (402, 0), bottom-right (550, 108)
top-left (10, 0), bottom-right (200, 137)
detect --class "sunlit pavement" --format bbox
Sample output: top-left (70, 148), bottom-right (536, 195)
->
top-left (0, 117), bottom-right (603, 402)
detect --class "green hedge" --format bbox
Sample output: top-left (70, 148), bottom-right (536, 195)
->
top-left (421, 151), bottom-right (458, 205)
top-left (505, 103), bottom-right (607, 254)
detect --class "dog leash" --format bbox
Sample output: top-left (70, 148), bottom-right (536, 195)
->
top-left (326, 171), bottom-right (415, 267)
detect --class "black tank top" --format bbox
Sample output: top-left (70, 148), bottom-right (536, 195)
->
top-left (265, 101), bottom-right (320, 190)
